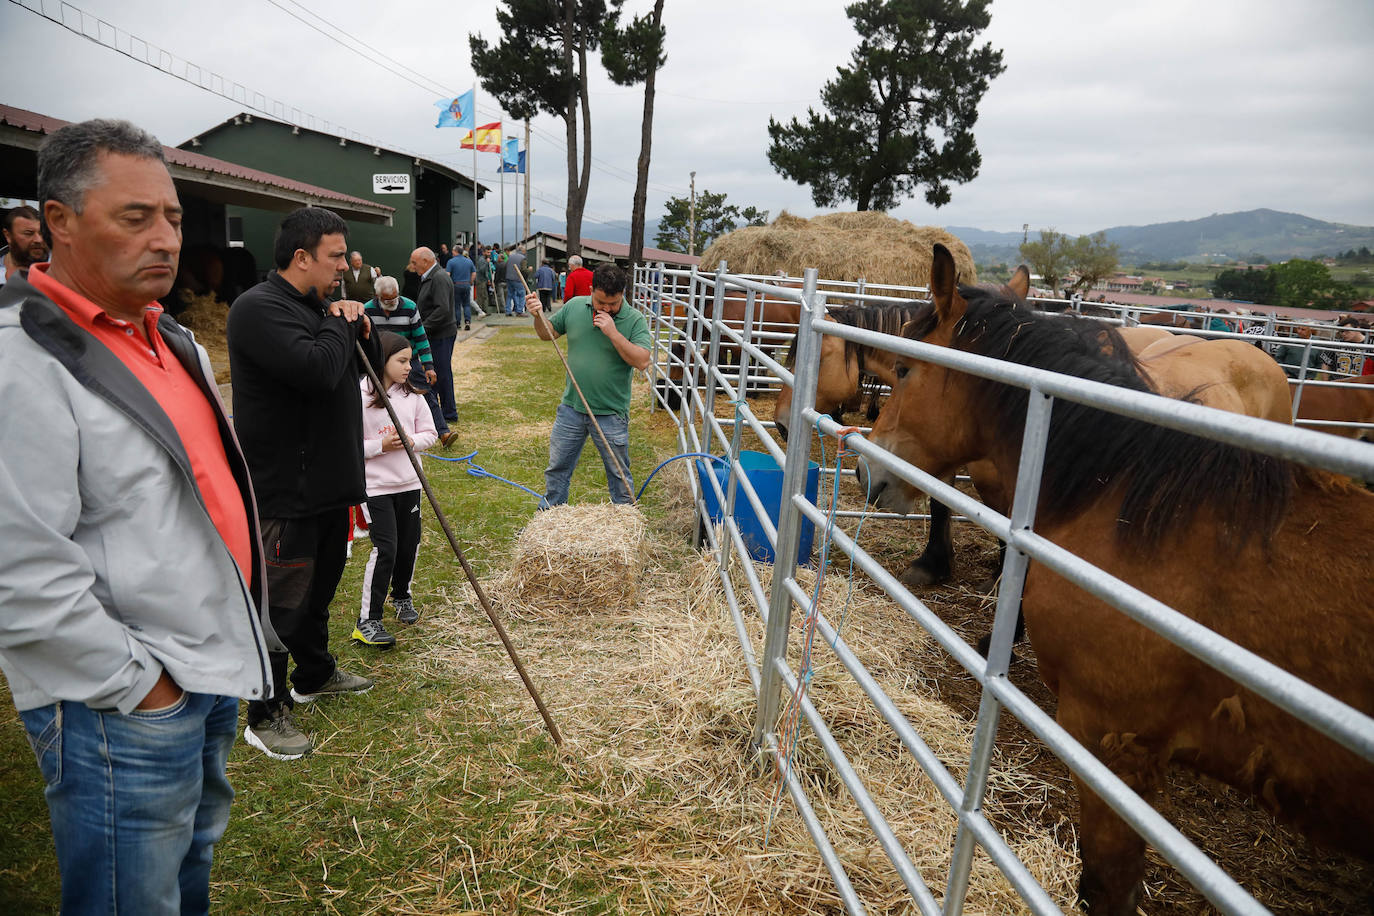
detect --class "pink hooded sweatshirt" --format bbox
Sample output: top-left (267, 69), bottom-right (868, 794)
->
top-left (360, 379), bottom-right (439, 496)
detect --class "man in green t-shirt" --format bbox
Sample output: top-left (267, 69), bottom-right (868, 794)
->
top-left (525, 263), bottom-right (652, 505)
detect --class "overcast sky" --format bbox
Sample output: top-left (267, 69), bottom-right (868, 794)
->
top-left (3, 0), bottom-right (1372, 237)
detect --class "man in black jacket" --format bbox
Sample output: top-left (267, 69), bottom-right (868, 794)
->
top-left (410, 246), bottom-right (459, 443)
top-left (228, 207), bottom-right (382, 760)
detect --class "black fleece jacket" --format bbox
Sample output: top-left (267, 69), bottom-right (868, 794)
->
top-left (227, 272), bottom-right (383, 518)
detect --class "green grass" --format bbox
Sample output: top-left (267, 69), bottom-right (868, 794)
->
top-left (0, 326), bottom-right (692, 915)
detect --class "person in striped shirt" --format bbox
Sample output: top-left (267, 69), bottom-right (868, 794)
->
top-left (365, 275), bottom-right (435, 388)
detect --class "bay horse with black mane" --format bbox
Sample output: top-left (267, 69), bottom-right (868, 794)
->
top-left (858, 244), bottom-right (1374, 913)
top-left (774, 280), bottom-right (1028, 590)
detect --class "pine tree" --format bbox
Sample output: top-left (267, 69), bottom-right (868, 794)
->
top-left (602, 0), bottom-right (667, 269)
top-left (470, 0), bottom-right (624, 255)
top-left (767, 0), bottom-right (1004, 211)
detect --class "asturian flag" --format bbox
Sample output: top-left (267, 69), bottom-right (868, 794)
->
top-left (499, 150), bottom-right (526, 174)
top-left (461, 122), bottom-right (502, 152)
top-left (434, 90), bottom-right (475, 128)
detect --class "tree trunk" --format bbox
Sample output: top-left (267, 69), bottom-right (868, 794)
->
top-left (570, 37), bottom-right (593, 256)
top-left (628, 0), bottom-right (665, 271)
top-left (561, 4), bottom-right (582, 256)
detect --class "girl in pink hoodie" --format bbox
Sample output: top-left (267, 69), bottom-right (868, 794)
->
top-left (354, 332), bottom-right (438, 648)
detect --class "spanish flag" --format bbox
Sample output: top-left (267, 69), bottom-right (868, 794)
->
top-left (460, 122), bottom-right (502, 152)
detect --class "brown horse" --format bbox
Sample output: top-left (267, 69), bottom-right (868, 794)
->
top-left (655, 286), bottom-right (802, 411)
top-left (773, 272), bottom-right (1031, 588)
top-left (858, 244), bottom-right (1374, 913)
top-left (1294, 374), bottom-right (1374, 440)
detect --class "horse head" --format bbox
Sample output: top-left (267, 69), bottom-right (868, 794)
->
top-left (855, 248), bottom-right (1024, 512)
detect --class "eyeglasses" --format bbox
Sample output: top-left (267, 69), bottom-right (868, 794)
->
top-left (379, 296), bottom-right (399, 305)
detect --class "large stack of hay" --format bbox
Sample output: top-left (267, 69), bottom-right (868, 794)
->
top-left (507, 503), bottom-right (648, 613)
top-left (699, 211), bottom-right (977, 291)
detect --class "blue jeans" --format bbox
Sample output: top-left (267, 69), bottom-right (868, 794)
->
top-left (452, 286), bottom-right (472, 326)
top-left (505, 283), bottom-right (525, 315)
top-left (20, 693), bottom-right (239, 916)
top-left (543, 403), bottom-right (633, 506)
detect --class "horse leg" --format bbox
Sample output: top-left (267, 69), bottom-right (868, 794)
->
top-left (899, 495), bottom-right (953, 587)
top-left (1060, 698), bottom-right (1159, 915)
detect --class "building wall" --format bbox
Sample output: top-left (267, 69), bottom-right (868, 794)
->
top-left (187, 119), bottom-right (475, 280)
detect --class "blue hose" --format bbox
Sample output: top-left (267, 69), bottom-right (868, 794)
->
top-left (425, 449), bottom-right (548, 506)
top-left (636, 452), bottom-right (728, 500)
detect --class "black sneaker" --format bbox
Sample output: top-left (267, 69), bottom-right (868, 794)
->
top-left (352, 618), bottom-right (396, 648)
top-left (290, 667), bottom-right (374, 703)
top-left (244, 708), bottom-right (312, 760)
top-left (394, 597), bottom-right (420, 625)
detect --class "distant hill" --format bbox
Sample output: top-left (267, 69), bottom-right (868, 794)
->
top-left (476, 213), bottom-right (662, 248)
top-left (950, 209), bottom-right (1374, 265)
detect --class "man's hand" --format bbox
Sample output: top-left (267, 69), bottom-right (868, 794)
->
top-left (592, 310), bottom-right (617, 336)
top-left (329, 299), bottom-right (366, 323)
top-left (425, 368), bottom-right (437, 385)
top-left (136, 669), bottom-right (184, 711)
top-left (525, 291), bottom-right (542, 315)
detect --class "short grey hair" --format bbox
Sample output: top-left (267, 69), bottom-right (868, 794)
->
top-left (375, 275), bottom-right (399, 297)
top-left (38, 119), bottom-right (165, 219)
top-left (569, 255), bottom-right (583, 268)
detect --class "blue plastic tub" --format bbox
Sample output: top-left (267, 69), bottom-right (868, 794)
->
top-left (696, 450), bottom-right (820, 565)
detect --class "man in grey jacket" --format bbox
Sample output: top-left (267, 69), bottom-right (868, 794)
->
top-left (0, 119), bottom-right (276, 913)
top-left (411, 245), bottom-right (459, 439)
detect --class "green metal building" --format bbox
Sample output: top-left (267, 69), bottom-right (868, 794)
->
top-left (180, 113), bottom-right (487, 277)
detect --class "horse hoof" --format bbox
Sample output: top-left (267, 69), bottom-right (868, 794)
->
top-left (975, 633), bottom-right (1020, 663)
top-left (899, 564), bottom-right (950, 588)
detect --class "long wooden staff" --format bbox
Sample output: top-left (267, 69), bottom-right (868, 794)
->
top-left (355, 340), bottom-right (563, 747)
top-left (512, 270), bottom-right (638, 505)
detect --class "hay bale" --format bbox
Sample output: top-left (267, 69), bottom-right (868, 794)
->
top-left (699, 210), bottom-right (977, 293)
top-left (177, 293), bottom-right (232, 384)
top-left (508, 503), bottom-right (647, 613)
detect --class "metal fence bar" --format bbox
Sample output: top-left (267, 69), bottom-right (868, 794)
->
top-left (752, 268), bottom-right (822, 749)
top-left (944, 387), bottom-right (1054, 914)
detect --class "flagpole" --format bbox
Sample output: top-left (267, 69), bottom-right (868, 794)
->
top-left (471, 86), bottom-right (478, 250)
top-left (523, 118), bottom-right (531, 240)
top-left (500, 154), bottom-right (506, 247)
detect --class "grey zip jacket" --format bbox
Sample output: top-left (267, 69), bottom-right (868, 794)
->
top-left (0, 275), bottom-right (279, 714)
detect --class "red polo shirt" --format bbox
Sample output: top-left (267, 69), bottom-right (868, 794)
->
top-left (29, 265), bottom-right (253, 579)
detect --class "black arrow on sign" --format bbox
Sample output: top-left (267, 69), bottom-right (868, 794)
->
top-left (380, 183), bottom-right (407, 191)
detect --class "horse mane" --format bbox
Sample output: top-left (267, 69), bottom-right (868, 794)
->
top-left (938, 285), bottom-right (1294, 548)
top-left (783, 300), bottom-right (934, 371)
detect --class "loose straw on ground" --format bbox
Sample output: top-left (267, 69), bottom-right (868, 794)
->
top-left (354, 339), bottom-right (564, 747)
top-left (512, 269), bottom-right (638, 505)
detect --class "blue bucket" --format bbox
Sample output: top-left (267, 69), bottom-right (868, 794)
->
top-left (695, 450), bottom-right (820, 565)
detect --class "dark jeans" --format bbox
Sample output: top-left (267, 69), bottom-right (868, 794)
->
top-left (426, 333), bottom-right (457, 426)
top-left (246, 508), bottom-right (349, 725)
top-left (453, 286), bottom-right (472, 326)
top-left (361, 489), bottom-right (422, 621)
top-left (538, 289), bottom-right (553, 311)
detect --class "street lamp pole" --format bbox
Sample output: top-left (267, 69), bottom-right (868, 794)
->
top-left (688, 170), bottom-right (697, 256)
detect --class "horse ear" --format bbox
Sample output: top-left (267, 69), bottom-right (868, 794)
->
top-left (1007, 265), bottom-right (1031, 299)
top-left (930, 244), bottom-right (960, 322)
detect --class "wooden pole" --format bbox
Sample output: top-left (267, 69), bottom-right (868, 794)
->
top-left (354, 341), bottom-right (564, 747)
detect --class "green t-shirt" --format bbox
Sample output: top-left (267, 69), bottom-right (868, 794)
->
top-left (549, 296), bottom-right (652, 418)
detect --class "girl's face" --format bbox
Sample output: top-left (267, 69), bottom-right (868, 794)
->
top-left (384, 347), bottom-right (413, 387)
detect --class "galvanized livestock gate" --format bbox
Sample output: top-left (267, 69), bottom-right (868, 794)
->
top-left (634, 262), bottom-right (1374, 915)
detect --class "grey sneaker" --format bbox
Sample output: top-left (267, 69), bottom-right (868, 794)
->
top-left (352, 618), bottom-right (396, 648)
top-left (290, 667), bottom-right (374, 703)
top-left (394, 597), bottom-right (420, 625)
top-left (244, 709), bottom-right (312, 760)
